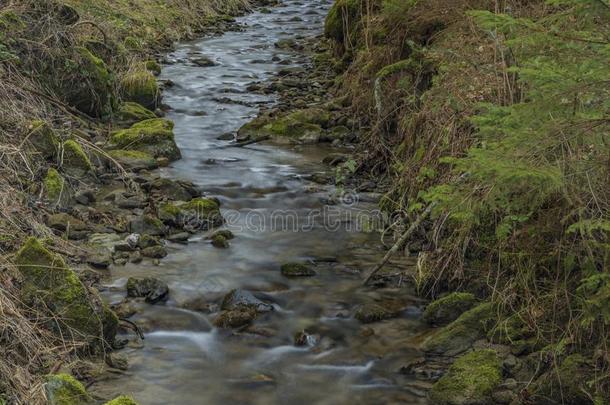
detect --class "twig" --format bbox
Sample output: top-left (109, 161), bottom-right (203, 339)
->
top-left (119, 318), bottom-right (144, 340)
top-left (362, 202), bottom-right (436, 285)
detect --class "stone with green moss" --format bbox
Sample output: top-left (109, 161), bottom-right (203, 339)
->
top-left (423, 302), bottom-right (495, 356)
top-left (423, 292), bottom-right (477, 326)
top-left (44, 168), bottom-right (68, 202)
top-left (430, 349), bottom-right (502, 405)
top-left (107, 149), bottom-right (158, 171)
top-left (144, 60), bottom-right (162, 76)
top-left (108, 118), bottom-right (180, 161)
top-left (65, 47), bottom-right (115, 117)
top-left (127, 215), bottom-right (166, 236)
top-left (120, 70), bottom-right (159, 110)
top-left (211, 234), bottom-right (229, 248)
top-left (105, 395), bottom-right (139, 405)
top-left (14, 238), bottom-right (116, 343)
top-left (237, 108), bottom-right (330, 143)
top-left (115, 102), bottom-right (156, 126)
top-left (45, 373), bottom-right (91, 405)
top-left (62, 140), bottom-right (93, 176)
top-left (28, 120), bottom-right (59, 158)
top-left (281, 263), bottom-right (316, 278)
top-left (325, 0), bottom-right (362, 43)
top-left (159, 198), bottom-right (223, 230)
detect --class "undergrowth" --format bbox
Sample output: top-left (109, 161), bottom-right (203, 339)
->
top-left (326, 0), bottom-right (609, 401)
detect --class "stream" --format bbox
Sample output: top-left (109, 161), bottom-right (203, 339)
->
top-left (93, 1), bottom-right (430, 403)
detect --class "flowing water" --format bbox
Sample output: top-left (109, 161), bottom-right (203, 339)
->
top-left (94, 1), bottom-right (430, 403)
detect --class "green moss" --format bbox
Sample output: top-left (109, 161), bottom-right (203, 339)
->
top-left (65, 47), bottom-right (115, 117)
top-left (325, 0), bottom-right (362, 43)
top-left (107, 149), bottom-right (157, 171)
top-left (144, 60), bottom-right (162, 76)
top-left (423, 302), bottom-right (495, 356)
top-left (423, 292), bottom-right (477, 325)
top-left (211, 234), bottom-right (229, 248)
top-left (44, 168), bottom-right (65, 201)
top-left (123, 36), bottom-right (143, 51)
top-left (183, 197), bottom-right (220, 212)
top-left (62, 140), bottom-right (93, 174)
top-left (430, 349), bottom-right (502, 405)
top-left (14, 238), bottom-right (105, 341)
top-left (45, 373), bottom-right (91, 405)
top-left (120, 70), bottom-right (159, 110)
top-left (239, 109), bottom-right (329, 141)
top-left (109, 118), bottom-right (180, 161)
top-left (280, 263), bottom-right (316, 277)
top-left (377, 59), bottom-right (417, 79)
top-left (116, 102), bottom-right (156, 124)
top-left (28, 120), bottom-right (59, 158)
top-left (105, 395), bottom-right (139, 405)
top-left (0, 10), bottom-right (25, 32)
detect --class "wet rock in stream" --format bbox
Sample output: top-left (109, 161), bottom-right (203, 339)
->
top-left (126, 277), bottom-right (169, 304)
top-left (280, 262), bottom-right (316, 277)
top-left (221, 289), bottom-right (274, 313)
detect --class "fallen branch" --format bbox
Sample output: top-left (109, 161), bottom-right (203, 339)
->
top-left (227, 135), bottom-right (270, 148)
top-left (362, 202), bottom-right (436, 285)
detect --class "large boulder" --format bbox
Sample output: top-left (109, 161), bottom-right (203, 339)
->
top-left (423, 292), bottom-right (477, 326)
top-left (120, 70), bottom-right (159, 110)
top-left (423, 302), bottom-right (494, 356)
top-left (14, 238), bottom-right (117, 344)
top-left (108, 119), bottom-right (181, 161)
top-left (429, 349), bottom-right (502, 405)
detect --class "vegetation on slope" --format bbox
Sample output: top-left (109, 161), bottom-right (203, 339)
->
top-left (324, 0), bottom-right (609, 402)
top-left (0, 0), bottom-right (250, 403)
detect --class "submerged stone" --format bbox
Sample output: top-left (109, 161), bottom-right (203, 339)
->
top-left (354, 303), bottom-right (399, 323)
top-left (280, 262), bottom-right (316, 277)
top-left (108, 118), bottom-right (181, 161)
top-left (429, 349), bottom-right (502, 405)
top-left (221, 289), bottom-right (274, 313)
top-left (214, 308), bottom-right (257, 328)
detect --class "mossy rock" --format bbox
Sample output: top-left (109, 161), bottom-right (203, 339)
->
top-left (107, 149), bottom-right (158, 171)
top-left (45, 373), bottom-right (91, 405)
top-left (61, 140), bottom-right (93, 176)
top-left (127, 215), bottom-right (166, 236)
top-left (14, 238), bottom-right (116, 343)
top-left (115, 102), bottom-right (156, 126)
top-left (44, 168), bottom-right (70, 204)
top-left (65, 47), bottom-right (115, 117)
top-left (280, 263), bottom-right (316, 277)
top-left (144, 60), bottom-right (162, 76)
top-left (532, 354), bottom-right (599, 404)
top-left (237, 108), bottom-right (329, 143)
top-left (429, 349), bottom-right (502, 405)
top-left (355, 303), bottom-right (399, 323)
top-left (423, 302), bottom-right (495, 356)
top-left (211, 234), bottom-right (229, 248)
top-left (120, 70), bottom-right (159, 110)
top-left (423, 292), bottom-right (477, 326)
top-left (108, 119), bottom-right (181, 161)
top-left (325, 0), bottom-right (363, 43)
top-left (159, 198), bottom-right (223, 230)
top-left (27, 120), bottom-right (59, 159)
top-left (105, 396), bottom-right (139, 405)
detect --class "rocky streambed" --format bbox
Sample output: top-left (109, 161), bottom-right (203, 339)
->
top-left (83, 0), bottom-right (435, 403)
